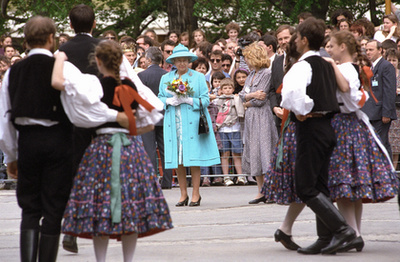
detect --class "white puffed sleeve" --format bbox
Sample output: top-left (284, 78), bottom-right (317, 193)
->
top-left (60, 61), bottom-right (118, 127)
top-left (120, 56), bottom-right (164, 127)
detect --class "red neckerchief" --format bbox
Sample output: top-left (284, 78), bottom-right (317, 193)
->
top-left (112, 84), bottom-right (155, 135)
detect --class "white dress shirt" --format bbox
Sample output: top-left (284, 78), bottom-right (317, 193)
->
top-left (280, 50), bottom-right (319, 115)
top-left (0, 48), bottom-right (118, 163)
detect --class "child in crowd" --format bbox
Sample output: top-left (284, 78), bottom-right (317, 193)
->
top-left (210, 71), bottom-right (226, 98)
top-left (233, 68), bottom-right (248, 94)
top-left (179, 32), bottom-right (190, 48)
top-left (201, 81), bottom-right (221, 186)
top-left (215, 78), bottom-right (245, 186)
top-left (56, 40), bottom-right (173, 262)
top-left (225, 22), bottom-right (240, 44)
top-left (191, 29), bottom-right (207, 52)
top-left (201, 72), bottom-right (226, 186)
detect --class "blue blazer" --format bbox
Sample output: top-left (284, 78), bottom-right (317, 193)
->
top-left (158, 69), bottom-right (220, 169)
top-left (362, 57), bottom-right (397, 121)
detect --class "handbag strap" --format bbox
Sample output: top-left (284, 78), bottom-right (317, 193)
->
top-left (199, 98), bottom-right (204, 115)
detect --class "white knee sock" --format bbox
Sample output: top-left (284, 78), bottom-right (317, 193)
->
top-left (93, 236), bottom-right (109, 262)
top-left (121, 233), bottom-right (138, 262)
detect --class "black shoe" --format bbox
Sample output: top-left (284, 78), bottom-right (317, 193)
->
top-left (337, 236), bottom-right (364, 252)
top-left (306, 193), bottom-right (356, 255)
top-left (297, 239), bottom-right (330, 254)
top-left (176, 196), bottom-right (189, 207)
top-left (321, 227), bottom-right (356, 254)
top-left (62, 234), bottom-right (78, 253)
top-left (39, 234), bottom-right (60, 262)
top-left (274, 229), bottom-right (300, 251)
top-left (161, 186), bottom-right (172, 190)
top-left (20, 229), bottom-right (39, 262)
top-left (189, 196), bottom-right (201, 206)
top-left (248, 196), bottom-right (266, 204)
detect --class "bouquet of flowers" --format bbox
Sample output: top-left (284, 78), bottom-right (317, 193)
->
top-left (165, 78), bottom-right (194, 97)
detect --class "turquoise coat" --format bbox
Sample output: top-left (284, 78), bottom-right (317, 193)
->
top-left (158, 69), bottom-right (220, 169)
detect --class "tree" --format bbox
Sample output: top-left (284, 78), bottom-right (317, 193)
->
top-left (0, 0), bottom-right (393, 42)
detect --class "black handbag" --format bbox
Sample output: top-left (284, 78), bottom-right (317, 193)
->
top-left (198, 98), bottom-right (209, 134)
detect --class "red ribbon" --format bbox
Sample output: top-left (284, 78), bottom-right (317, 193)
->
top-left (362, 66), bottom-right (378, 104)
top-left (112, 84), bottom-right (155, 135)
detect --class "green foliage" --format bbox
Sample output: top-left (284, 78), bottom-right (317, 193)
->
top-left (0, 0), bottom-right (392, 43)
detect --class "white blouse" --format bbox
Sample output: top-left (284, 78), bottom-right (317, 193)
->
top-left (336, 62), bottom-right (369, 114)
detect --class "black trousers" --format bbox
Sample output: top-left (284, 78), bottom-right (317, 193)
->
top-left (370, 120), bottom-right (392, 158)
top-left (17, 124), bottom-right (73, 235)
top-left (141, 125), bottom-right (173, 187)
top-left (294, 118), bottom-right (336, 202)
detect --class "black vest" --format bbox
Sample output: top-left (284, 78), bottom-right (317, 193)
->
top-left (305, 56), bottom-right (339, 113)
top-left (97, 77), bottom-right (138, 129)
top-left (8, 54), bottom-right (70, 128)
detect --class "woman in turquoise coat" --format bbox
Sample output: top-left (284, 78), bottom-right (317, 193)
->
top-left (158, 44), bottom-right (220, 207)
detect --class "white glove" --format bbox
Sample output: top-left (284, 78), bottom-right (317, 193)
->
top-left (179, 97), bottom-right (193, 105)
top-left (166, 96), bottom-right (180, 106)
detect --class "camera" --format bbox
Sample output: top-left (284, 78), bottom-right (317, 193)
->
top-left (236, 38), bottom-right (253, 56)
top-left (235, 32), bottom-right (260, 56)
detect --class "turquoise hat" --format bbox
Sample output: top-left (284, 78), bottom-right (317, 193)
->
top-left (166, 43), bottom-right (198, 64)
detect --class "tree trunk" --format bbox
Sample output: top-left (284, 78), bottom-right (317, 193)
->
top-left (167, 0), bottom-right (198, 42)
top-left (369, 0), bottom-right (380, 26)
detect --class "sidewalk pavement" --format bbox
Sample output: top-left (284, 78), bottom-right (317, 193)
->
top-left (0, 186), bottom-right (399, 261)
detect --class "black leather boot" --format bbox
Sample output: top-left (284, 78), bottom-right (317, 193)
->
top-left (20, 229), bottom-right (39, 262)
top-left (297, 216), bottom-right (332, 254)
top-left (306, 193), bottom-right (356, 255)
top-left (38, 234), bottom-right (60, 262)
top-left (62, 235), bottom-right (78, 253)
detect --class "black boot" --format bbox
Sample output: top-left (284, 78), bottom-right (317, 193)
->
top-left (38, 234), bottom-right (60, 262)
top-left (306, 193), bottom-right (356, 255)
top-left (62, 235), bottom-right (78, 253)
top-left (297, 216), bottom-right (332, 254)
top-left (20, 229), bottom-right (39, 262)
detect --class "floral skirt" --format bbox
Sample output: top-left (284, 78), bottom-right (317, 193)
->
top-left (261, 121), bottom-right (302, 204)
top-left (62, 134), bottom-right (173, 240)
top-left (329, 113), bottom-right (399, 203)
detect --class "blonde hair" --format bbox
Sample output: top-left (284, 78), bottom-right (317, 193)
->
top-left (243, 42), bottom-right (270, 69)
top-left (220, 78), bottom-right (234, 89)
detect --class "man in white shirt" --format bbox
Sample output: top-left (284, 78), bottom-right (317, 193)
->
top-left (0, 16), bottom-right (128, 262)
top-left (281, 17), bottom-right (356, 255)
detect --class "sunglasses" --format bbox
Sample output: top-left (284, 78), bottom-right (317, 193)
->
top-left (222, 64), bottom-right (231, 67)
top-left (165, 50), bottom-right (173, 54)
top-left (210, 59), bottom-right (221, 63)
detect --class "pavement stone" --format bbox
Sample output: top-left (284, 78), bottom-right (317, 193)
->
top-left (0, 186), bottom-right (399, 261)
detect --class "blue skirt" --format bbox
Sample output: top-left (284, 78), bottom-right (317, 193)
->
top-left (62, 134), bottom-right (173, 239)
top-left (329, 113), bottom-right (399, 202)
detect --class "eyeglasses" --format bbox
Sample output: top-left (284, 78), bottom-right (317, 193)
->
top-left (165, 50), bottom-right (173, 54)
top-left (210, 59), bottom-right (221, 63)
top-left (222, 64), bottom-right (231, 67)
top-left (105, 36), bottom-right (115, 40)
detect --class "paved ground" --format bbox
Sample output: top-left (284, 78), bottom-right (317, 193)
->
top-left (0, 185), bottom-right (399, 261)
